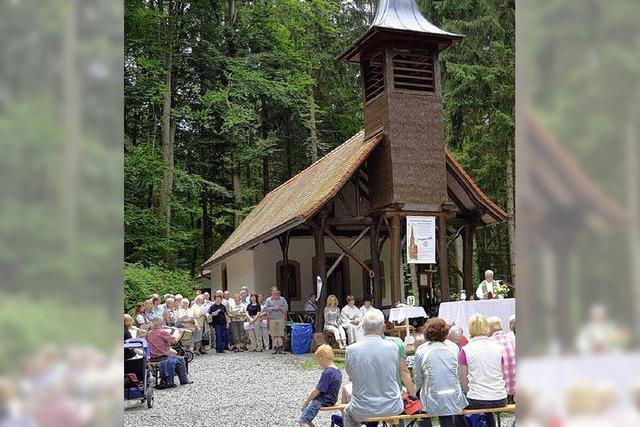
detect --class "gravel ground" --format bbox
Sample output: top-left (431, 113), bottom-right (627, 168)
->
top-left (124, 350), bottom-right (514, 427)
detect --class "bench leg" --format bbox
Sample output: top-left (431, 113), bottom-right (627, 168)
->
top-left (497, 413), bottom-right (501, 427)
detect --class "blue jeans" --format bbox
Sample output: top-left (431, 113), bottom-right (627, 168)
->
top-left (299, 399), bottom-right (322, 424)
top-left (214, 323), bottom-right (226, 352)
top-left (466, 398), bottom-right (507, 427)
top-left (174, 356), bottom-right (189, 384)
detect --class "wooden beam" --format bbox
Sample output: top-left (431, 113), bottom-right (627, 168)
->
top-left (277, 231), bottom-right (291, 299)
top-left (325, 217), bottom-right (373, 226)
top-left (325, 229), bottom-right (371, 273)
top-left (462, 223), bottom-right (475, 298)
top-left (312, 214), bottom-right (327, 333)
top-left (438, 215), bottom-right (450, 302)
top-left (390, 214), bottom-right (401, 305)
top-left (327, 227), bottom-right (370, 278)
top-left (337, 191), bottom-right (356, 217)
top-left (369, 216), bottom-right (383, 307)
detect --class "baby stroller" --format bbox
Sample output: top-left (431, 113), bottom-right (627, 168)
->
top-left (124, 338), bottom-right (154, 409)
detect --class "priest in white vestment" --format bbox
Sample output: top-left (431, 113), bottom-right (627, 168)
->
top-left (341, 295), bottom-right (363, 343)
top-left (476, 269), bottom-right (499, 299)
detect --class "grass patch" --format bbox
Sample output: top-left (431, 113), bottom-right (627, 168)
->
top-left (299, 359), bottom-right (345, 370)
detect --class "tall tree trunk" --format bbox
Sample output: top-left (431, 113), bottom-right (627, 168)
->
top-left (61, 0), bottom-right (79, 251)
top-left (260, 99), bottom-right (270, 195)
top-left (505, 141), bottom-right (516, 283)
top-left (159, 4), bottom-right (174, 237)
top-left (308, 85), bottom-right (319, 162)
top-left (202, 191), bottom-right (211, 259)
top-left (626, 113), bottom-right (640, 342)
top-left (232, 151), bottom-right (242, 227)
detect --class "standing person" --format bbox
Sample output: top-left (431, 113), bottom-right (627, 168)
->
top-left (223, 290), bottom-right (230, 304)
top-left (476, 270), bottom-right (498, 300)
top-left (359, 295), bottom-right (375, 316)
top-left (341, 295), bottom-right (363, 344)
top-left (324, 295), bottom-right (347, 349)
top-left (298, 345), bottom-right (342, 427)
top-left (414, 318), bottom-right (467, 427)
top-left (241, 286), bottom-right (250, 305)
top-left (229, 293), bottom-right (248, 352)
top-left (488, 317), bottom-right (516, 403)
top-left (343, 309), bottom-right (404, 427)
top-left (177, 298), bottom-right (196, 351)
top-left (246, 294), bottom-right (263, 352)
top-left (258, 293), bottom-right (271, 351)
top-left (133, 302), bottom-right (147, 328)
top-left (151, 296), bottom-right (163, 317)
top-left (144, 299), bottom-right (155, 323)
top-left (265, 286), bottom-right (288, 354)
top-left (304, 294), bottom-right (317, 312)
top-left (191, 295), bottom-right (208, 354)
top-left (459, 315), bottom-right (507, 427)
top-left (507, 314), bottom-right (515, 344)
top-left (208, 294), bottom-right (228, 353)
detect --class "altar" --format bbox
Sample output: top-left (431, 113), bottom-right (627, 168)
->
top-left (438, 298), bottom-right (515, 337)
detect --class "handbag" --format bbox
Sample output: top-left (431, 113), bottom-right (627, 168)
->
top-left (243, 321), bottom-right (254, 331)
top-left (402, 393), bottom-right (422, 415)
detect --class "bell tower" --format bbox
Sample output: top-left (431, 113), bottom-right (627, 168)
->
top-left (339, 0), bottom-right (463, 211)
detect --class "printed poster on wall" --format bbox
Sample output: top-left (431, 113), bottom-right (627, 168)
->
top-left (406, 216), bottom-right (436, 264)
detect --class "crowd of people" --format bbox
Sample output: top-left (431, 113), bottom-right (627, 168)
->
top-left (125, 285), bottom-right (516, 425)
top-left (299, 311), bottom-right (516, 427)
top-left (125, 286), bottom-right (292, 386)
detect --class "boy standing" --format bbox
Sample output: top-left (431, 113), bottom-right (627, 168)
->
top-left (299, 344), bottom-right (342, 427)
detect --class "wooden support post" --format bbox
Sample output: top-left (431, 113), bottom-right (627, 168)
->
top-left (390, 214), bottom-right (401, 305)
top-left (313, 217), bottom-right (327, 333)
top-left (278, 231), bottom-right (291, 299)
top-left (438, 215), bottom-right (450, 302)
top-left (369, 216), bottom-right (383, 308)
top-left (462, 224), bottom-right (475, 299)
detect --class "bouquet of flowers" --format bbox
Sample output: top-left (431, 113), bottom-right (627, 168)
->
top-left (494, 281), bottom-right (510, 298)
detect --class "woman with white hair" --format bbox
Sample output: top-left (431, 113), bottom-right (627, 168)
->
top-left (177, 298), bottom-right (196, 351)
top-left (324, 295), bottom-right (347, 349)
top-left (191, 295), bottom-right (208, 354)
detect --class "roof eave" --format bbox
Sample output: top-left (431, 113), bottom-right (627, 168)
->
top-left (337, 27), bottom-right (464, 63)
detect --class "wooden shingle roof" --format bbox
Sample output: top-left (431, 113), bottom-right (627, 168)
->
top-left (201, 131), bottom-right (384, 268)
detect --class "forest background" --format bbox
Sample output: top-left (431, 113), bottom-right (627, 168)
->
top-left (124, 0), bottom-right (515, 309)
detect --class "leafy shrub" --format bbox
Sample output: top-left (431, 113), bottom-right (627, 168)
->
top-left (124, 263), bottom-right (199, 312)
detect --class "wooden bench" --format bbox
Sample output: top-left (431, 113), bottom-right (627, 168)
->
top-left (321, 404), bottom-right (516, 427)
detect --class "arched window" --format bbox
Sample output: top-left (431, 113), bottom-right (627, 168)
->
top-left (221, 263), bottom-right (228, 291)
top-left (276, 260), bottom-right (301, 301)
top-left (362, 260), bottom-right (386, 298)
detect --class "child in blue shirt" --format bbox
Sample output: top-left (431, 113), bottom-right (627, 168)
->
top-left (299, 344), bottom-right (342, 427)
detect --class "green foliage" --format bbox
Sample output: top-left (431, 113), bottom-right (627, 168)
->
top-left (0, 296), bottom-right (114, 374)
top-left (124, 0), bottom-right (514, 299)
top-left (124, 263), bottom-right (200, 312)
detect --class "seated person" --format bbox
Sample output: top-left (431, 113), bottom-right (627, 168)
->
top-left (146, 316), bottom-right (192, 386)
top-left (459, 315), bottom-right (507, 427)
top-left (341, 295), bottom-right (363, 344)
top-left (299, 345), bottom-right (342, 427)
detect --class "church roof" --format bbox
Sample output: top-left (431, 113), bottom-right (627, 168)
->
top-left (339, 0), bottom-right (463, 62)
top-left (201, 131), bottom-right (384, 268)
top-left (201, 130), bottom-right (506, 269)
